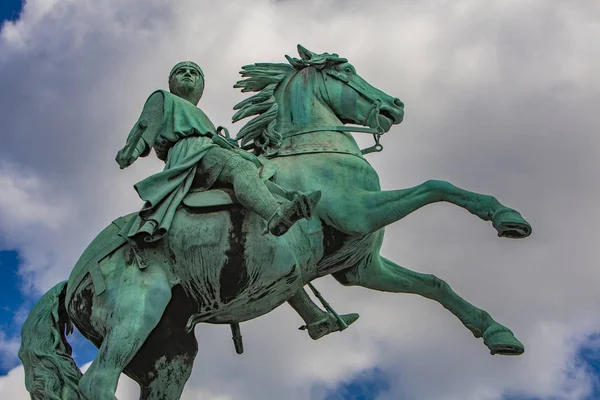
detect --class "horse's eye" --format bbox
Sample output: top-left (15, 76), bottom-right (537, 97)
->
top-left (344, 67), bottom-right (353, 74)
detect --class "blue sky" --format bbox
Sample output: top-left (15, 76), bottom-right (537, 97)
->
top-left (0, 0), bottom-right (100, 377)
top-left (0, 1), bottom-right (599, 399)
top-left (0, 0), bottom-right (22, 22)
top-left (0, 4), bottom-right (26, 376)
top-left (323, 368), bottom-right (391, 400)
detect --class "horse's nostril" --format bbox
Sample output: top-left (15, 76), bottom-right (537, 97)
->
top-left (394, 98), bottom-right (404, 108)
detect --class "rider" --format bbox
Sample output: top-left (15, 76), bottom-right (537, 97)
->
top-left (115, 61), bottom-right (320, 243)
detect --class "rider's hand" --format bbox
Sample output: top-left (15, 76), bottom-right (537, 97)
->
top-left (115, 148), bottom-right (136, 169)
top-left (116, 139), bottom-right (147, 169)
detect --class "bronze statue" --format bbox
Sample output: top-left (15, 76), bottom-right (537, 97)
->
top-left (19, 45), bottom-right (532, 400)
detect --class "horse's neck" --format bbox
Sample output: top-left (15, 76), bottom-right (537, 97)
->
top-left (267, 72), bottom-right (379, 194)
top-left (275, 88), bottom-right (361, 153)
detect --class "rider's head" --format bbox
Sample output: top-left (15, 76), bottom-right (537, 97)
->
top-left (169, 61), bottom-right (205, 105)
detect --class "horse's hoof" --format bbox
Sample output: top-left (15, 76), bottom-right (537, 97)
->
top-left (483, 324), bottom-right (525, 356)
top-left (492, 208), bottom-right (532, 239)
top-left (300, 312), bottom-right (359, 340)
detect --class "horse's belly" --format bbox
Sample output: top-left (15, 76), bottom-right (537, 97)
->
top-left (169, 207), bottom-right (308, 323)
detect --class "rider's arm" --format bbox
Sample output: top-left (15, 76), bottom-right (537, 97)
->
top-left (116, 92), bottom-right (164, 169)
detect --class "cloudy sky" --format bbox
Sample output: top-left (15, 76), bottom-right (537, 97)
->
top-left (0, 0), bottom-right (599, 399)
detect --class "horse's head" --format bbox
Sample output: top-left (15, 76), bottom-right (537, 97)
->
top-left (286, 45), bottom-right (404, 134)
top-left (233, 45), bottom-right (404, 154)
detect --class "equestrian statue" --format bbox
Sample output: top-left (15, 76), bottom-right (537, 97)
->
top-left (18, 45), bottom-right (533, 400)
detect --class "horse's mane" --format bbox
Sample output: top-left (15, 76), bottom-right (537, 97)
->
top-left (232, 63), bottom-right (293, 153)
top-left (233, 45), bottom-right (347, 155)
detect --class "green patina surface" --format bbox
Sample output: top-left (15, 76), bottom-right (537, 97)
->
top-left (19, 45), bottom-right (533, 400)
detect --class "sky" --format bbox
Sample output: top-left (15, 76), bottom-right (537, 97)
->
top-left (0, 0), bottom-right (599, 399)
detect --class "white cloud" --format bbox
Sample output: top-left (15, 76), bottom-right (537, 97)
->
top-left (1, 0), bottom-right (599, 399)
top-left (0, 365), bottom-right (28, 397)
top-left (0, 362), bottom-right (141, 399)
top-left (0, 163), bottom-right (67, 232)
top-left (0, 331), bottom-right (20, 371)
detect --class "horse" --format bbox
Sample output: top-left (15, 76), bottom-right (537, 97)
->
top-left (18, 45), bottom-right (532, 400)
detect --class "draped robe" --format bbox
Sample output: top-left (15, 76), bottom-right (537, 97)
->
top-left (119, 90), bottom-right (235, 242)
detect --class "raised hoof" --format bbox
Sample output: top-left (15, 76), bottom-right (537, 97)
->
top-left (300, 312), bottom-right (359, 340)
top-left (492, 208), bottom-right (532, 239)
top-left (483, 324), bottom-right (525, 356)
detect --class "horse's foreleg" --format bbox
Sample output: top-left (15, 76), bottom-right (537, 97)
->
top-left (330, 180), bottom-right (531, 237)
top-left (78, 261), bottom-right (172, 400)
top-left (335, 254), bottom-right (524, 355)
top-left (125, 285), bottom-right (198, 400)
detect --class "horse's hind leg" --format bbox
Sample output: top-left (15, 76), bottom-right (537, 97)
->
top-left (78, 261), bottom-right (172, 400)
top-left (334, 253), bottom-right (524, 355)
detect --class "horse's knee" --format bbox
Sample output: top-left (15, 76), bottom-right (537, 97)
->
top-left (423, 274), bottom-right (450, 293)
top-left (423, 180), bottom-right (453, 199)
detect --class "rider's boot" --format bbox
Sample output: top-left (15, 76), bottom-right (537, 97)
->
top-left (288, 288), bottom-right (359, 340)
top-left (267, 190), bottom-right (321, 236)
top-left (300, 312), bottom-right (360, 340)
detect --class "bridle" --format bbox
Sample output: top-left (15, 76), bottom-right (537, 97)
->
top-left (269, 67), bottom-right (386, 158)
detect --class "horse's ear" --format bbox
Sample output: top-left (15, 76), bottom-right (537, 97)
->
top-left (297, 44), bottom-right (316, 61)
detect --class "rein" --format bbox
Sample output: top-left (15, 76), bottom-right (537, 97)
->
top-left (273, 125), bottom-right (384, 157)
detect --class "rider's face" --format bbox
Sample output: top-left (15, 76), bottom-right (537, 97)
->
top-left (175, 67), bottom-right (201, 87)
top-left (170, 67), bottom-right (204, 103)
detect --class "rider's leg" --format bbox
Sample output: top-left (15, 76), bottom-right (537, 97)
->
top-left (218, 155), bottom-right (280, 221)
top-left (321, 180), bottom-right (531, 238)
top-left (217, 154), bottom-right (320, 235)
top-left (287, 288), bottom-right (358, 340)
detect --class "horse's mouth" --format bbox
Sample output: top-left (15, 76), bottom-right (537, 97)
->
top-left (380, 109), bottom-right (395, 122)
top-left (377, 110), bottom-right (395, 131)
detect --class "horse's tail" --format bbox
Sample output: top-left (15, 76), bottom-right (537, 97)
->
top-left (19, 281), bottom-right (83, 399)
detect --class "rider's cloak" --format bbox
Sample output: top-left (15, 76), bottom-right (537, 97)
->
top-left (119, 90), bottom-right (232, 243)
